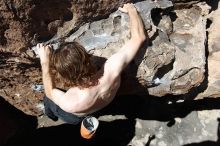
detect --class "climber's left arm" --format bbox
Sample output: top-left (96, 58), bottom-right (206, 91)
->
top-left (37, 43), bottom-right (65, 104)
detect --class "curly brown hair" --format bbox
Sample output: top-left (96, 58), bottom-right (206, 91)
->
top-left (51, 42), bottom-right (97, 88)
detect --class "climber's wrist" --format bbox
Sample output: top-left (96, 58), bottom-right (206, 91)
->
top-left (41, 62), bottom-right (50, 70)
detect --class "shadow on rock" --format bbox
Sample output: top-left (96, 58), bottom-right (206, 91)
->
top-left (7, 119), bottom-right (135, 146)
top-left (1, 89), bottom-right (135, 146)
top-left (183, 141), bottom-right (220, 146)
top-left (0, 97), bottom-right (37, 146)
top-left (95, 95), bottom-right (220, 122)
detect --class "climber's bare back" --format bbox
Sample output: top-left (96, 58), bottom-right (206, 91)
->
top-left (53, 69), bottom-right (121, 116)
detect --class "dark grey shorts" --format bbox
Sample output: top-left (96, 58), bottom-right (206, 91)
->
top-left (43, 96), bottom-right (84, 125)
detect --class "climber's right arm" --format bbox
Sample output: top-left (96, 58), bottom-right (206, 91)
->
top-left (103, 3), bottom-right (147, 78)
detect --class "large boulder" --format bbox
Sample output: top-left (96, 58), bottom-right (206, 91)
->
top-left (64, 0), bottom-right (207, 97)
top-left (0, 0), bottom-right (215, 115)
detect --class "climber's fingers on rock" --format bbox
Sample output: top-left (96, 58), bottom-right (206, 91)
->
top-left (119, 3), bottom-right (137, 13)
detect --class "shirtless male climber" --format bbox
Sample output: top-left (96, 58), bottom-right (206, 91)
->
top-left (37, 3), bottom-right (147, 124)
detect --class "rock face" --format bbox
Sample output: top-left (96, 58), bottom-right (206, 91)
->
top-left (0, 0), bottom-right (132, 115)
top-left (64, 0), bottom-right (207, 97)
top-left (0, 0), bottom-right (132, 51)
top-left (0, 0), bottom-right (217, 115)
top-left (0, 51), bottom-right (42, 115)
top-left (197, 2), bottom-right (220, 99)
top-left (148, 6), bottom-right (207, 96)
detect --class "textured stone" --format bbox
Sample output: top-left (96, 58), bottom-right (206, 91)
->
top-left (0, 0), bottom-right (203, 51)
top-left (196, 2), bottom-right (220, 99)
top-left (145, 6), bottom-right (206, 96)
top-left (171, 0), bottom-right (201, 8)
top-left (65, 1), bottom-right (206, 96)
top-left (133, 110), bottom-right (220, 146)
top-left (0, 0), bottom-right (133, 51)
